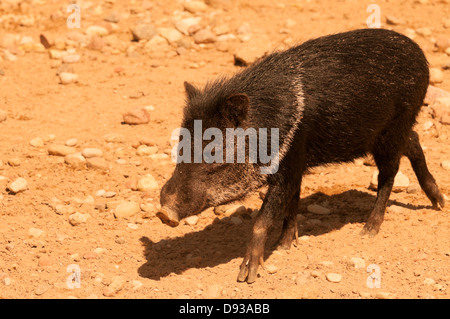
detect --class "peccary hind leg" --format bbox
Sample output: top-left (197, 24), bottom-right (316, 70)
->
top-left (361, 129), bottom-right (445, 237)
top-left (404, 131), bottom-right (445, 209)
top-left (275, 188), bottom-right (300, 250)
top-left (360, 155), bottom-right (400, 237)
top-left (361, 130), bottom-right (404, 237)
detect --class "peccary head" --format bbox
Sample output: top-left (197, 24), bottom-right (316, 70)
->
top-left (157, 81), bottom-right (267, 227)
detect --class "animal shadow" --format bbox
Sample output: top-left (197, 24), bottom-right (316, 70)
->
top-left (137, 189), bottom-right (429, 280)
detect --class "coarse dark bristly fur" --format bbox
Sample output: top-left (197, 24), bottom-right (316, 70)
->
top-left (158, 28), bottom-right (445, 284)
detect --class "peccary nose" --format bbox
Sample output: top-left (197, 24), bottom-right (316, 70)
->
top-left (156, 207), bottom-right (180, 227)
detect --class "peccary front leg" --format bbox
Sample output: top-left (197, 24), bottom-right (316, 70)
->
top-left (237, 184), bottom-right (294, 283)
top-left (237, 164), bottom-right (302, 284)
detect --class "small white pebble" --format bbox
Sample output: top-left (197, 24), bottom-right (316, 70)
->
top-left (95, 189), bottom-right (106, 197)
top-left (104, 191), bottom-right (116, 198)
top-left (65, 138), bottom-right (78, 146)
top-left (326, 273), bottom-right (342, 283)
top-left (184, 215), bottom-right (199, 226)
top-left (265, 265), bottom-right (278, 274)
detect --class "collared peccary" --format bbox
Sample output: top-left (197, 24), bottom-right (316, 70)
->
top-left (157, 28), bottom-right (445, 283)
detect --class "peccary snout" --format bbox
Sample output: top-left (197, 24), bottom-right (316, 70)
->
top-left (158, 166), bottom-right (208, 227)
top-left (156, 206), bottom-right (180, 228)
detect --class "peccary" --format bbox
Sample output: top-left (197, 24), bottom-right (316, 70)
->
top-left (157, 29), bottom-right (445, 283)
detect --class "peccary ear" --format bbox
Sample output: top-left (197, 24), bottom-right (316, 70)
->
top-left (184, 81), bottom-right (200, 100)
top-left (221, 93), bottom-right (250, 126)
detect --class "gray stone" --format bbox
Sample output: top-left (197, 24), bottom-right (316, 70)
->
top-left (59, 72), bottom-right (79, 84)
top-left (86, 157), bottom-right (110, 170)
top-left (65, 153), bottom-right (86, 169)
top-left (326, 273), bottom-right (342, 283)
top-left (350, 257), bottom-right (365, 269)
top-left (370, 170), bottom-right (409, 192)
top-left (48, 144), bottom-right (77, 156)
top-left (69, 212), bottom-right (90, 226)
top-left (82, 148), bottom-right (103, 158)
top-left (104, 12), bottom-right (120, 23)
top-left (131, 24), bottom-right (157, 41)
top-left (158, 28), bottom-right (183, 44)
top-left (184, 215), bottom-right (199, 226)
top-left (175, 17), bottom-right (201, 36)
top-left (62, 54), bottom-right (80, 64)
top-left (193, 29), bottom-right (217, 44)
top-left (441, 160), bottom-right (450, 170)
top-left (136, 174), bottom-right (158, 191)
top-left (406, 183), bottom-right (421, 194)
top-left (114, 201), bottom-right (140, 219)
top-left (183, 1), bottom-right (208, 13)
top-left (8, 178), bottom-right (28, 193)
top-left (29, 137), bottom-right (44, 147)
top-left (430, 68), bottom-right (444, 84)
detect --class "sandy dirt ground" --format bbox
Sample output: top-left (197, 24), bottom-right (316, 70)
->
top-left (0, 0), bottom-right (449, 299)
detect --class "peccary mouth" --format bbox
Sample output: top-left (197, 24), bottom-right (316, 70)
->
top-left (156, 207), bottom-right (180, 227)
